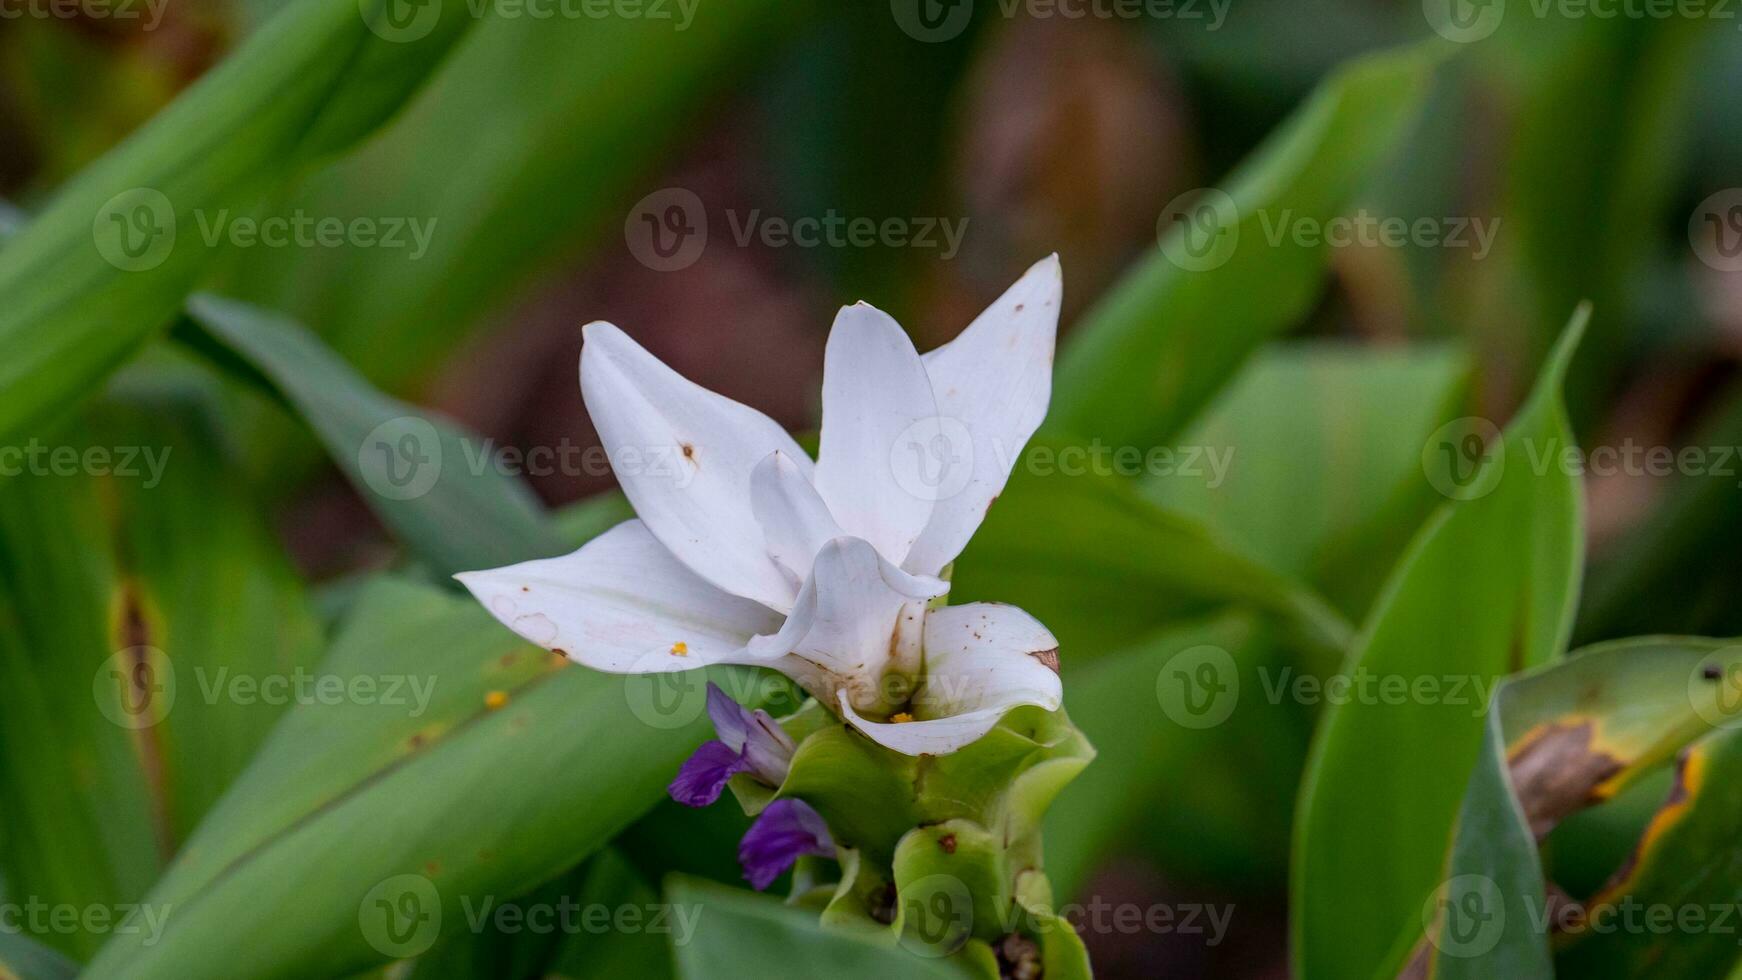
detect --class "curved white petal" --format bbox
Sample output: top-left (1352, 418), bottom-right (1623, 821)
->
top-left (813, 303), bottom-right (939, 566)
top-left (580, 322), bottom-right (809, 612)
top-left (905, 256), bottom-right (1061, 576)
top-left (455, 519), bottom-right (782, 673)
top-left (841, 602), bottom-right (1062, 755)
top-left (746, 536), bottom-right (947, 705)
top-left (749, 451), bottom-right (845, 585)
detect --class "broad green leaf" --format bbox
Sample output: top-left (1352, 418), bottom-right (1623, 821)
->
top-left (1143, 341), bottom-right (1471, 618)
top-left (951, 453), bottom-right (1352, 670)
top-left (1048, 41), bottom-right (1441, 450)
top-left (215, 0), bottom-right (805, 395)
top-left (0, 0), bottom-right (476, 442)
top-left (1292, 311), bottom-right (1587, 979)
top-left (1554, 725), bottom-right (1742, 978)
top-left (0, 931), bottom-right (79, 980)
top-left (179, 294), bottom-right (559, 577)
top-left (1500, 18), bottom-right (1707, 416)
top-left (1043, 615), bottom-right (1309, 898)
top-left (0, 387), bottom-right (321, 959)
top-left (401, 849), bottom-right (673, 980)
top-left (1413, 637), bottom-right (1742, 978)
top-left (664, 876), bottom-right (976, 980)
top-left (81, 578), bottom-right (766, 979)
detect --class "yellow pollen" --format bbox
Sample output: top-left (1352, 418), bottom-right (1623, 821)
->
top-left (671, 641), bottom-right (689, 656)
top-left (485, 690), bottom-right (509, 710)
top-left (891, 712), bottom-right (915, 723)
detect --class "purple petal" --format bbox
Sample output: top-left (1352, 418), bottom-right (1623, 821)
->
top-left (738, 798), bottom-right (835, 890)
top-left (705, 682), bottom-right (753, 752)
top-left (668, 739), bottom-right (751, 807)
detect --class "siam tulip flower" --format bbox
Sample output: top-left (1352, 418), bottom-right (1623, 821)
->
top-left (457, 255), bottom-right (1065, 755)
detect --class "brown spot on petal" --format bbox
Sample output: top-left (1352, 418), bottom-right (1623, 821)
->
top-left (1029, 648), bottom-right (1061, 674)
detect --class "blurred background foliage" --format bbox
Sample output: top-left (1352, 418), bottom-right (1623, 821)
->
top-left (2, 0), bottom-right (1741, 977)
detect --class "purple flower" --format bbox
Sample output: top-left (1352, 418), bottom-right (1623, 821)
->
top-left (667, 683), bottom-right (796, 807)
top-left (738, 798), bottom-right (835, 890)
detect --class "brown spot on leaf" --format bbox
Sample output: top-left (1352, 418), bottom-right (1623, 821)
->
top-left (939, 833), bottom-right (957, 854)
top-left (1507, 721), bottom-right (1625, 839)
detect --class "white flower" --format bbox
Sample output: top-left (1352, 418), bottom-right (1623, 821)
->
top-left (457, 255), bottom-right (1065, 755)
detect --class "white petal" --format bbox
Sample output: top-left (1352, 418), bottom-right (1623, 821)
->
top-left (580, 322), bottom-right (808, 612)
top-left (813, 303), bottom-right (939, 565)
top-left (455, 519), bottom-right (782, 673)
top-left (746, 536), bottom-right (947, 705)
top-left (749, 451), bottom-right (844, 585)
top-left (841, 602), bottom-right (1062, 755)
top-left (905, 256), bottom-right (1061, 576)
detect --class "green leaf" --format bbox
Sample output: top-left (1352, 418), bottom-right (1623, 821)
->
top-left (951, 453), bottom-right (1352, 670)
top-left (0, 0), bottom-right (476, 442)
top-left (212, 0), bottom-right (806, 394)
top-left (179, 294), bottom-right (560, 577)
top-left (1043, 615), bottom-right (1310, 897)
top-left (1291, 309), bottom-right (1588, 979)
top-left (80, 578), bottom-right (765, 979)
top-left (1143, 341), bottom-right (1471, 619)
top-left (0, 931), bottom-right (80, 980)
top-left (1411, 636), bottom-right (1742, 978)
top-left (664, 876), bottom-right (976, 980)
top-left (1554, 725), bottom-right (1742, 978)
top-left (1048, 41), bottom-right (1442, 450)
top-left (0, 387), bottom-right (321, 960)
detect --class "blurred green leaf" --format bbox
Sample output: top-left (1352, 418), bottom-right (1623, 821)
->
top-left (402, 849), bottom-right (672, 980)
top-left (1578, 383), bottom-right (1742, 644)
top-left (0, 388), bottom-right (321, 959)
top-left (216, 0), bottom-right (806, 395)
top-left (1143, 341), bottom-right (1470, 619)
top-left (664, 876), bottom-right (976, 980)
top-left (0, 930), bottom-right (80, 980)
top-left (1044, 615), bottom-right (1309, 897)
top-left (0, 0), bottom-right (477, 442)
top-left (1049, 40), bottom-right (1441, 450)
top-left (180, 293), bottom-right (559, 577)
top-left (952, 452), bottom-right (1351, 670)
top-left (81, 578), bottom-right (763, 979)
top-left (1292, 310), bottom-right (1587, 979)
